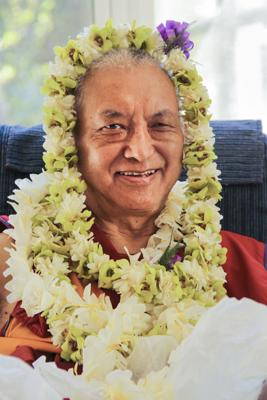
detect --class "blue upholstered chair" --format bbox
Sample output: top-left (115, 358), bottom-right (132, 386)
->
top-left (0, 121), bottom-right (266, 242)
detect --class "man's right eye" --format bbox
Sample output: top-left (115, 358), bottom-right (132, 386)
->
top-left (99, 124), bottom-right (127, 141)
top-left (104, 124), bottom-right (124, 130)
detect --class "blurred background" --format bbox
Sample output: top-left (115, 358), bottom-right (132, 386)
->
top-left (0, 0), bottom-right (266, 130)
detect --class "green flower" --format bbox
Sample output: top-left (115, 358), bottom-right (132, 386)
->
top-left (183, 149), bottom-right (216, 167)
top-left (137, 265), bottom-right (160, 303)
top-left (43, 104), bottom-right (76, 130)
top-left (98, 260), bottom-right (122, 288)
top-left (43, 152), bottom-right (78, 172)
top-left (89, 19), bottom-right (116, 52)
top-left (61, 326), bottom-right (85, 362)
top-left (42, 76), bottom-right (66, 97)
top-left (54, 39), bottom-right (85, 65)
top-left (127, 21), bottom-right (153, 50)
top-left (172, 67), bottom-right (202, 89)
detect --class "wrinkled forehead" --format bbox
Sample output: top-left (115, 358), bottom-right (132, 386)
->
top-left (75, 63), bottom-right (179, 122)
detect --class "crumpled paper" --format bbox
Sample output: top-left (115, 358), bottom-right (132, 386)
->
top-left (0, 355), bottom-right (61, 400)
top-left (0, 297), bottom-right (267, 399)
top-left (168, 297), bottom-right (267, 400)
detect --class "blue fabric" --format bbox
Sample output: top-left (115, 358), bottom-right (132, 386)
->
top-left (5, 124), bottom-right (44, 173)
top-left (0, 124), bottom-right (44, 215)
top-left (0, 121), bottom-right (266, 242)
top-left (211, 120), bottom-right (264, 185)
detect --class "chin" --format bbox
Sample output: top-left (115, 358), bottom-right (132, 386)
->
top-left (120, 199), bottom-right (163, 216)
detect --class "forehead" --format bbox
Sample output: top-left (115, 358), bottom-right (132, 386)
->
top-left (80, 63), bottom-right (178, 115)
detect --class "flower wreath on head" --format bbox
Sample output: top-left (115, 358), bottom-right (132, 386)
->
top-left (5, 19), bottom-right (227, 389)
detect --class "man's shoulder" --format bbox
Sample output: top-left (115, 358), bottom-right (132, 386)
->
top-left (221, 229), bottom-right (266, 268)
top-left (221, 230), bottom-right (265, 255)
top-left (221, 229), bottom-right (264, 245)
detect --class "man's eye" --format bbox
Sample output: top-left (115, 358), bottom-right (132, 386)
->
top-left (152, 123), bottom-right (171, 130)
top-left (99, 124), bottom-right (127, 140)
top-left (104, 124), bottom-right (124, 130)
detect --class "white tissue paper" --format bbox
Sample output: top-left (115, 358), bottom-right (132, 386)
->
top-left (0, 297), bottom-right (267, 400)
top-left (0, 355), bottom-right (61, 400)
top-left (167, 297), bottom-right (267, 400)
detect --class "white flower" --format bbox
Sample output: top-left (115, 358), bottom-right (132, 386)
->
top-left (69, 285), bottom-right (112, 334)
top-left (156, 300), bottom-right (206, 343)
top-left (47, 280), bottom-right (84, 317)
top-left (44, 95), bottom-right (75, 123)
top-left (4, 246), bottom-right (33, 302)
top-left (185, 122), bottom-right (214, 143)
top-left (164, 48), bottom-right (194, 72)
top-left (7, 213), bottom-right (33, 251)
top-left (66, 230), bottom-right (93, 260)
top-left (112, 296), bottom-right (152, 335)
top-left (49, 316), bottom-right (71, 346)
top-left (156, 270), bottom-right (182, 306)
top-left (21, 273), bottom-right (55, 316)
top-left (86, 252), bottom-right (110, 275)
top-left (83, 334), bottom-right (127, 381)
top-left (48, 58), bottom-right (77, 79)
top-left (208, 264), bottom-right (226, 283)
top-left (32, 222), bottom-right (62, 251)
top-left (34, 253), bottom-right (70, 276)
top-left (189, 163), bottom-right (221, 180)
top-left (138, 367), bottom-right (174, 400)
top-left (9, 172), bottom-right (51, 207)
top-left (112, 262), bottom-right (147, 297)
top-left (54, 192), bottom-right (86, 223)
top-left (43, 131), bottom-right (75, 155)
top-left (104, 370), bottom-right (145, 400)
top-left (182, 259), bottom-right (207, 289)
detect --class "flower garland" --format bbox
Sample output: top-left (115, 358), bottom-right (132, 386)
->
top-left (5, 19), bottom-right (227, 393)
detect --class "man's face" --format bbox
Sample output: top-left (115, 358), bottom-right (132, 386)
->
top-left (76, 63), bottom-right (184, 218)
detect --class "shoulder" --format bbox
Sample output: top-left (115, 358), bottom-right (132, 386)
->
top-left (221, 230), bottom-right (265, 266)
top-left (221, 230), bottom-right (267, 303)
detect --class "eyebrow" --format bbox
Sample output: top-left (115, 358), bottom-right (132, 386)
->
top-left (152, 109), bottom-right (177, 119)
top-left (99, 108), bottom-right (177, 119)
top-left (99, 109), bottom-right (126, 119)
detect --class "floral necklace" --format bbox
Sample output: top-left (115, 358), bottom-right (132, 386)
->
top-left (5, 20), bottom-right (227, 382)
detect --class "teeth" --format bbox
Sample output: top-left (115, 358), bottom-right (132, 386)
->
top-left (119, 169), bottom-right (157, 177)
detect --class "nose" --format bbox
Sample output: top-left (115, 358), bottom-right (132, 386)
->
top-left (123, 123), bottom-right (155, 162)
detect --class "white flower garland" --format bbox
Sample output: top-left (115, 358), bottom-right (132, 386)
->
top-left (5, 20), bottom-right (227, 396)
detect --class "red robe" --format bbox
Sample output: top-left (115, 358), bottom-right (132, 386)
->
top-left (0, 224), bottom-right (266, 368)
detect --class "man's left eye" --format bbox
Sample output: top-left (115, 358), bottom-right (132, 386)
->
top-left (105, 124), bottom-right (123, 129)
top-left (152, 123), bottom-right (171, 129)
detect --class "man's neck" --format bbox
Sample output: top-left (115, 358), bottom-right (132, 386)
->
top-left (94, 214), bottom-right (156, 254)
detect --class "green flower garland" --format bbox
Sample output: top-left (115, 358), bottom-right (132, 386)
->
top-left (5, 20), bottom-right (227, 379)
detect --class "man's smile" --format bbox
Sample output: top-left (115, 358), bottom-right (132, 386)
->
top-left (116, 169), bottom-right (159, 177)
top-left (115, 168), bottom-right (160, 186)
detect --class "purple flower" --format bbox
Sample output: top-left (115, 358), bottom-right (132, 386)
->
top-left (157, 20), bottom-right (194, 58)
top-left (167, 252), bottom-right (183, 269)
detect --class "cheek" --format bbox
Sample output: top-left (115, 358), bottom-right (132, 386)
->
top-left (163, 137), bottom-right (184, 165)
top-left (78, 142), bottom-right (119, 181)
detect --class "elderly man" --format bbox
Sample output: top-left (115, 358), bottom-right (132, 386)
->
top-left (0, 21), bottom-right (266, 377)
